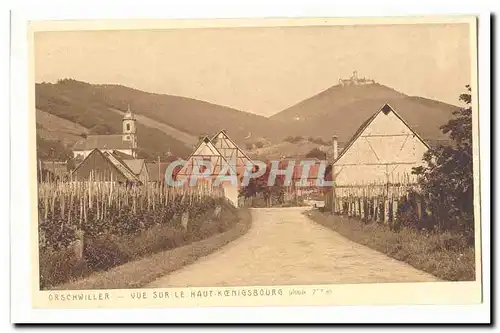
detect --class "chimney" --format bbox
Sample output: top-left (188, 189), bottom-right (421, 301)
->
top-left (332, 135), bottom-right (338, 161)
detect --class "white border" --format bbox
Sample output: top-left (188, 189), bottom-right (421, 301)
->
top-left (9, 0), bottom-right (492, 325)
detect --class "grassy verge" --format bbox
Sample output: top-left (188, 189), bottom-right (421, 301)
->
top-left (307, 210), bottom-right (475, 281)
top-left (49, 207), bottom-right (252, 290)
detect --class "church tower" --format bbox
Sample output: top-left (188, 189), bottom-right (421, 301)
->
top-left (122, 104), bottom-right (138, 152)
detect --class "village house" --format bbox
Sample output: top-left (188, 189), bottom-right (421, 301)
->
top-left (272, 158), bottom-right (325, 200)
top-left (146, 162), bottom-right (172, 183)
top-left (38, 160), bottom-right (69, 181)
top-left (72, 105), bottom-right (138, 159)
top-left (122, 159), bottom-right (149, 184)
top-left (211, 129), bottom-right (253, 177)
top-left (174, 132), bottom-right (253, 207)
top-left (71, 148), bottom-right (141, 184)
top-left (330, 103), bottom-right (429, 186)
top-left (323, 103), bottom-right (429, 212)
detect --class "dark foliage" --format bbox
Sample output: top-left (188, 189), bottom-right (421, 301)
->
top-left (305, 147), bottom-right (326, 160)
top-left (284, 136), bottom-right (304, 144)
top-left (412, 85), bottom-right (473, 232)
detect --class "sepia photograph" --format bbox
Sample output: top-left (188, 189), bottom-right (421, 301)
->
top-left (24, 15), bottom-right (483, 311)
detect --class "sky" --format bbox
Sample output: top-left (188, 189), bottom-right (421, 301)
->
top-left (34, 23), bottom-right (472, 117)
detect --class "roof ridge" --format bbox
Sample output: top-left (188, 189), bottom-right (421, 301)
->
top-left (333, 103), bottom-right (428, 164)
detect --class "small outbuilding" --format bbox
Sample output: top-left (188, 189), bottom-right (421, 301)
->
top-left (71, 148), bottom-right (140, 184)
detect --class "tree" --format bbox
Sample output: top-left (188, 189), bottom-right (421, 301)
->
top-left (305, 147), bottom-right (326, 160)
top-left (239, 162), bottom-right (285, 207)
top-left (412, 85), bottom-right (473, 232)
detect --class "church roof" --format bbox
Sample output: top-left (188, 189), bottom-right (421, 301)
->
top-left (73, 135), bottom-right (134, 151)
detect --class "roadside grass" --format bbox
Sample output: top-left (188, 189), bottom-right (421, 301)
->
top-left (306, 210), bottom-right (475, 281)
top-left (41, 204), bottom-right (248, 290)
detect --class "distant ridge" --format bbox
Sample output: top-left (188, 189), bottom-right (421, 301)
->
top-left (35, 79), bottom-right (282, 160)
top-left (270, 83), bottom-right (458, 146)
top-left (35, 78), bottom-right (459, 161)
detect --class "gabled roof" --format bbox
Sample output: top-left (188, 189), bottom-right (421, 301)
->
top-left (123, 159), bottom-right (146, 175)
top-left (176, 136), bottom-right (236, 176)
top-left (73, 135), bottom-right (134, 151)
top-left (110, 150), bottom-right (135, 160)
top-left (103, 151), bottom-right (139, 182)
top-left (334, 103), bottom-right (430, 163)
top-left (211, 129), bottom-right (253, 164)
top-left (72, 148), bottom-right (139, 182)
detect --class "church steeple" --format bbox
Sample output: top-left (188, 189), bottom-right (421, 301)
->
top-left (123, 104), bottom-right (135, 120)
top-left (122, 104), bottom-right (138, 155)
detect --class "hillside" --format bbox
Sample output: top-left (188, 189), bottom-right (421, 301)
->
top-left (247, 140), bottom-right (330, 160)
top-left (270, 83), bottom-right (457, 147)
top-left (35, 81), bottom-right (193, 161)
top-left (44, 79), bottom-right (278, 144)
top-left (35, 79), bottom-right (459, 163)
top-left (36, 109), bottom-right (89, 146)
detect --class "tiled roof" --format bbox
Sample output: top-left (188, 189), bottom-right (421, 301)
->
top-left (102, 151), bottom-right (139, 182)
top-left (292, 160), bottom-right (323, 180)
top-left (123, 159), bottom-right (145, 175)
top-left (110, 150), bottom-right (135, 160)
top-left (73, 135), bottom-right (134, 151)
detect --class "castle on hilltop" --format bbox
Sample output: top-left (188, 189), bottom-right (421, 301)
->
top-left (339, 71), bottom-right (376, 86)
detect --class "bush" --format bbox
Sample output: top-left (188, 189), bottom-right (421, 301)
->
top-left (412, 85), bottom-right (474, 232)
top-left (39, 247), bottom-right (89, 289)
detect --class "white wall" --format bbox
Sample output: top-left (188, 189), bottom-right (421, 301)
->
top-left (222, 182), bottom-right (239, 207)
top-left (334, 110), bottom-right (428, 186)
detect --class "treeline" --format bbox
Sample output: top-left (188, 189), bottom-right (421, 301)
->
top-left (283, 135), bottom-right (332, 146)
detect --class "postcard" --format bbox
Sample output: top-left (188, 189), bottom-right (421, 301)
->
top-left (19, 15), bottom-right (485, 316)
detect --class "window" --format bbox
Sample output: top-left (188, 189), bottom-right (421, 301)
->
top-left (126, 124), bottom-right (130, 131)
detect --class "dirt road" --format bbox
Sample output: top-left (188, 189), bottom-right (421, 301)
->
top-left (147, 207), bottom-right (438, 288)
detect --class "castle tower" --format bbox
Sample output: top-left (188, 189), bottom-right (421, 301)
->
top-left (122, 104), bottom-right (138, 151)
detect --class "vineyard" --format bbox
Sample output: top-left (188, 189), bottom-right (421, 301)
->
top-left (324, 176), bottom-right (420, 228)
top-left (37, 180), bottom-right (235, 288)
